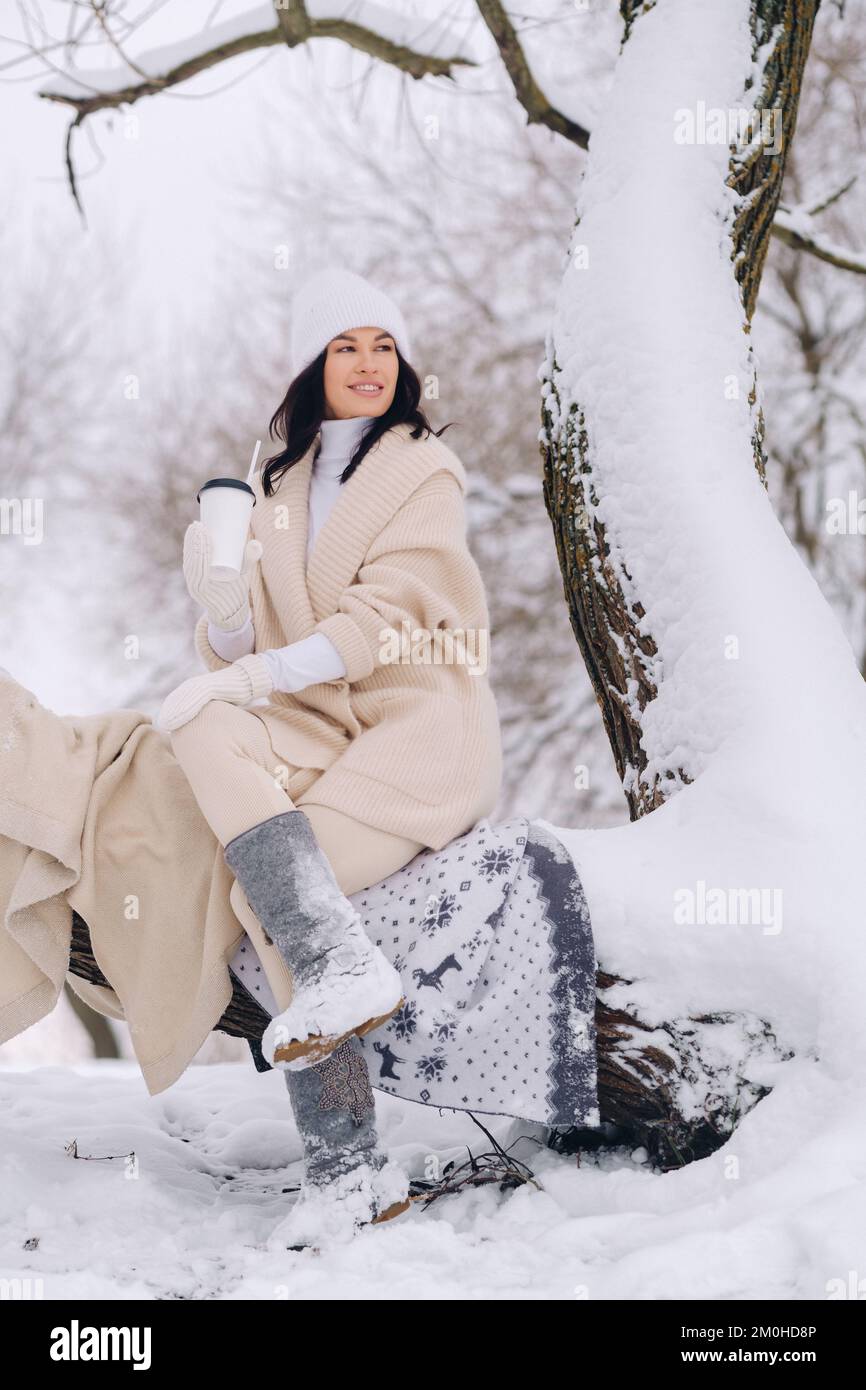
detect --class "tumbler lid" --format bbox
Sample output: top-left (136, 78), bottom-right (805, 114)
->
top-left (196, 478), bottom-right (257, 504)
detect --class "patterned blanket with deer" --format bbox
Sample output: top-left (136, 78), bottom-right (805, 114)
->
top-left (349, 815), bottom-right (600, 1130)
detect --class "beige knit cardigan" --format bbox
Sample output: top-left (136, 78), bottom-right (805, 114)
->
top-left (0, 427), bottom-right (501, 1092)
top-left (194, 421), bottom-right (503, 851)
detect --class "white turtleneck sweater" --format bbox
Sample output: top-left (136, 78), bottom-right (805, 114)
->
top-left (207, 415), bottom-right (376, 691)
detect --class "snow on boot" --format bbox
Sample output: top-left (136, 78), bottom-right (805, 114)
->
top-left (276, 1158), bottom-right (412, 1252)
top-left (262, 923), bottom-right (405, 1073)
top-left (276, 1035), bottom-right (410, 1250)
top-left (223, 809), bottom-right (404, 1070)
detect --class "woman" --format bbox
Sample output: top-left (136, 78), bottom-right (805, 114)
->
top-left (157, 268), bottom-right (503, 1245)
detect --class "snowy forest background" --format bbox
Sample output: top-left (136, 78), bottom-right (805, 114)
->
top-left (1, 0), bottom-right (865, 1116)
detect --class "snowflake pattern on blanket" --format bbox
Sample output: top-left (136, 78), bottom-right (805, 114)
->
top-left (351, 816), bottom-right (600, 1129)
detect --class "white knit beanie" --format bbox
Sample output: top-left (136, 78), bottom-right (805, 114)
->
top-left (290, 268), bottom-right (412, 377)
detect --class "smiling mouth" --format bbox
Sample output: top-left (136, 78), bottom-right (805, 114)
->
top-left (348, 383), bottom-right (384, 393)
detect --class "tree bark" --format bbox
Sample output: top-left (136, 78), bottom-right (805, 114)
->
top-left (579, 971), bottom-right (785, 1170)
top-left (63, 981), bottom-right (120, 1060)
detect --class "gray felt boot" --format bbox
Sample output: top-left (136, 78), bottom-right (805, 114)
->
top-left (278, 1034), bottom-right (411, 1249)
top-left (223, 809), bottom-right (404, 1071)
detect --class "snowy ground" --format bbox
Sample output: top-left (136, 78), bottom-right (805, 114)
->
top-left (2, 1055), bottom-right (864, 1300)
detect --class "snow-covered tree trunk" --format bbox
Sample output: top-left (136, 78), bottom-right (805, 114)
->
top-left (535, 0), bottom-right (866, 1162)
top-left (540, 0), bottom-right (820, 819)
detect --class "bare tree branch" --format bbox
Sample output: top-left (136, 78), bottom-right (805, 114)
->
top-left (88, 0), bottom-right (169, 85)
top-left (473, 0), bottom-right (590, 149)
top-left (271, 0), bottom-right (476, 81)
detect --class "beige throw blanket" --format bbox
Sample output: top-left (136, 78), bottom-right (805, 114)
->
top-left (0, 671), bottom-right (244, 1094)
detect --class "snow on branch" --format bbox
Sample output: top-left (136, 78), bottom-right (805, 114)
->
top-left (772, 192), bottom-right (866, 277)
top-left (38, 6), bottom-right (285, 103)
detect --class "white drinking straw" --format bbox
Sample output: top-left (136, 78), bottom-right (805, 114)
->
top-left (245, 439), bottom-right (262, 487)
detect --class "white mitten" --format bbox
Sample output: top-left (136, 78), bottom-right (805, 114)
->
top-left (156, 654), bottom-right (274, 732)
top-left (183, 520), bottom-right (263, 632)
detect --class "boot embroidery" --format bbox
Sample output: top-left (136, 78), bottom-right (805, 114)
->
top-left (317, 1043), bottom-right (375, 1125)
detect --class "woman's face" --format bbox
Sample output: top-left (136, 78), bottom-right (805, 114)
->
top-left (322, 325), bottom-right (399, 419)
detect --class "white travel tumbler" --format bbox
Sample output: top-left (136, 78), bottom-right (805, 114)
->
top-left (196, 478), bottom-right (256, 579)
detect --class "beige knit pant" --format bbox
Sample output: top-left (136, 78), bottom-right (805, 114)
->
top-left (169, 698), bottom-right (425, 896)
